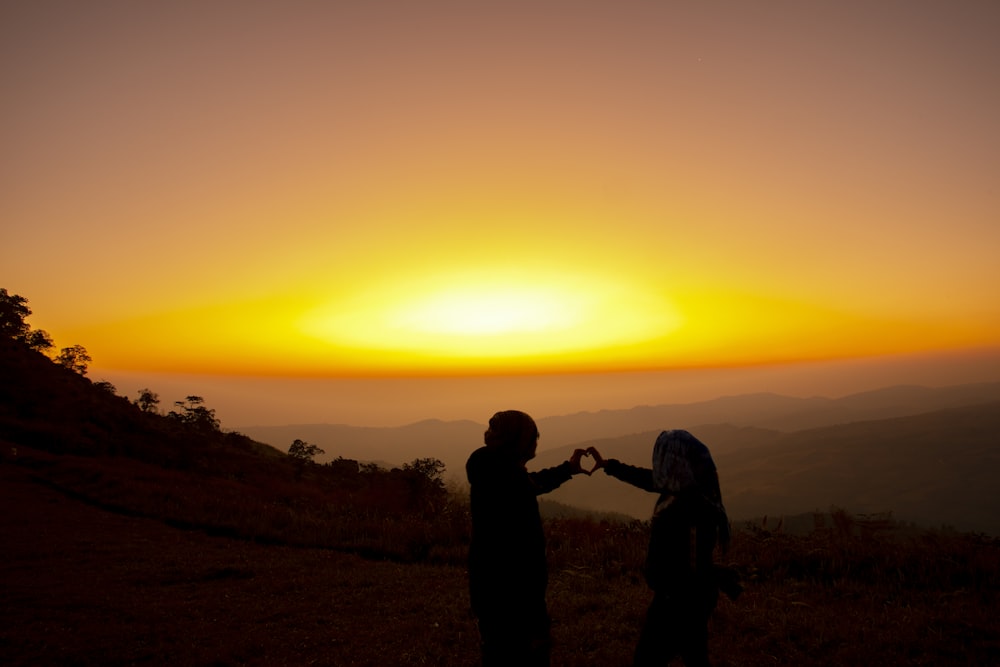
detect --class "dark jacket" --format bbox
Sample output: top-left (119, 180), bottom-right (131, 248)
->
top-left (604, 459), bottom-right (721, 596)
top-left (466, 445), bottom-right (574, 620)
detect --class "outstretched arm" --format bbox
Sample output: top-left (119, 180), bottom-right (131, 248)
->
top-left (527, 448), bottom-right (591, 495)
top-left (587, 446), bottom-right (659, 493)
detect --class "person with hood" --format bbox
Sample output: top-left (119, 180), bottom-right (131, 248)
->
top-left (466, 409), bottom-right (590, 667)
top-left (589, 429), bottom-right (739, 667)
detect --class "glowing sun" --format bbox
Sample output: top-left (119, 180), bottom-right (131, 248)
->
top-left (299, 269), bottom-right (681, 364)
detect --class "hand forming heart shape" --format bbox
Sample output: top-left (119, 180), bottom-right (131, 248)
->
top-left (571, 448), bottom-right (603, 476)
top-left (580, 450), bottom-right (601, 475)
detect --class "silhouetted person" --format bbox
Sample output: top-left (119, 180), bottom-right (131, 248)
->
top-left (466, 410), bottom-right (590, 667)
top-left (590, 430), bottom-right (739, 667)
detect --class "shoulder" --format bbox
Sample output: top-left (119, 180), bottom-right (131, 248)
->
top-left (467, 445), bottom-right (490, 465)
top-left (466, 446), bottom-right (491, 477)
top-left (466, 446), bottom-right (516, 484)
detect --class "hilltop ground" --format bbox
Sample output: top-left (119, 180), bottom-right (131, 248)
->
top-left (1, 459), bottom-right (484, 666)
top-left (4, 453), bottom-right (999, 667)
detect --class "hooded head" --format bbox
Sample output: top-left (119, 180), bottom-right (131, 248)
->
top-left (484, 410), bottom-right (539, 464)
top-left (651, 429), bottom-right (711, 493)
top-left (651, 428), bottom-right (731, 553)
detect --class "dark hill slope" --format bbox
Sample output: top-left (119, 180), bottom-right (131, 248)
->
top-left (720, 401), bottom-right (1000, 532)
top-left (0, 338), bottom-right (281, 471)
top-left (0, 339), bottom-right (463, 562)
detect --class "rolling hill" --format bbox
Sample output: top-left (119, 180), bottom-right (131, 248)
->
top-left (239, 384), bottom-right (1000, 533)
top-left (239, 383), bottom-right (1000, 471)
top-left (5, 331), bottom-right (998, 535)
top-left (533, 402), bottom-right (1000, 534)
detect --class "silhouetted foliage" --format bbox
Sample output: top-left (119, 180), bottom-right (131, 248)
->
top-left (54, 344), bottom-right (92, 375)
top-left (168, 395), bottom-right (221, 433)
top-left (24, 328), bottom-right (54, 352)
top-left (135, 388), bottom-right (160, 413)
top-left (288, 438), bottom-right (325, 463)
top-left (0, 288), bottom-right (31, 339)
top-left (326, 456), bottom-right (360, 476)
top-left (93, 380), bottom-right (117, 394)
top-left (402, 457), bottom-right (446, 483)
top-left (398, 457), bottom-right (449, 516)
top-left (0, 291), bottom-right (289, 479)
top-left (0, 288), bottom-right (53, 351)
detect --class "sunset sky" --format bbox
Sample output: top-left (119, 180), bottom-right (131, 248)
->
top-left (3, 1), bottom-right (999, 426)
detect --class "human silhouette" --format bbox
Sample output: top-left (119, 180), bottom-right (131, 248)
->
top-left (466, 410), bottom-right (590, 667)
top-left (590, 430), bottom-right (739, 667)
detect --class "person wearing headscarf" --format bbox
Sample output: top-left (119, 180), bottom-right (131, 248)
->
top-left (466, 410), bottom-right (590, 667)
top-left (589, 429), bottom-right (738, 667)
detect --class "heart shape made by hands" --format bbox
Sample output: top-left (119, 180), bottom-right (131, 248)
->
top-left (580, 450), bottom-right (601, 475)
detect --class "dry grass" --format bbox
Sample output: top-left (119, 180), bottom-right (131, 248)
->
top-left (1, 457), bottom-right (479, 666)
top-left (3, 445), bottom-right (999, 666)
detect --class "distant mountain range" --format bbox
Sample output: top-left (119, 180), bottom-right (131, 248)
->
top-left (534, 401), bottom-right (1000, 535)
top-left (239, 382), bottom-right (1000, 534)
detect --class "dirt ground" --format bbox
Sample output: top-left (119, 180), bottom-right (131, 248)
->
top-left (0, 462), bottom-right (483, 666)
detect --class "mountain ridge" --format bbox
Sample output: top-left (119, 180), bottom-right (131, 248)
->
top-left (3, 333), bottom-right (998, 535)
top-left (533, 401), bottom-right (1000, 534)
top-left (237, 381), bottom-right (1000, 471)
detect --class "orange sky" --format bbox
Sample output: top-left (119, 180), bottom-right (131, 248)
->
top-left (3, 2), bottom-right (999, 423)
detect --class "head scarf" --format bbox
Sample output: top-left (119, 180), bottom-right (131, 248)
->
top-left (652, 430), bottom-right (729, 546)
top-left (652, 430), bottom-right (713, 491)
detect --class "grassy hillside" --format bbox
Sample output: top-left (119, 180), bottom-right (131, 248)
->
top-left (0, 337), bottom-right (467, 562)
top-left (5, 441), bottom-right (999, 666)
top-left (3, 335), bottom-right (1000, 665)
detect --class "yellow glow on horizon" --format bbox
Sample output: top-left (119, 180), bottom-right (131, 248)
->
top-left (298, 269), bottom-right (683, 360)
top-left (63, 269), bottom-right (998, 380)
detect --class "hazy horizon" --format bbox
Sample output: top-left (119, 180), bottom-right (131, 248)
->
top-left (95, 347), bottom-right (1000, 428)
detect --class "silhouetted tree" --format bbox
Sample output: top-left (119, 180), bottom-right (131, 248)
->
top-left (0, 288), bottom-right (30, 339)
top-left (0, 288), bottom-right (53, 351)
top-left (55, 345), bottom-right (92, 375)
top-left (326, 456), bottom-right (360, 475)
top-left (93, 380), bottom-right (117, 394)
top-left (403, 457), bottom-right (447, 487)
top-left (168, 395), bottom-right (220, 432)
top-left (401, 457), bottom-right (448, 513)
top-left (136, 388), bottom-right (160, 413)
top-left (25, 329), bottom-right (54, 352)
top-left (288, 438), bottom-right (325, 463)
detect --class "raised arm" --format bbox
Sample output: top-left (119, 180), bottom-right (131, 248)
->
top-left (587, 446), bottom-right (659, 493)
top-left (527, 448), bottom-right (591, 495)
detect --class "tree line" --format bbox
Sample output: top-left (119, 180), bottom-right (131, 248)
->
top-left (1, 288), bottom-right (92, 374)
top-left (1, 287), bottom-right (447, 492)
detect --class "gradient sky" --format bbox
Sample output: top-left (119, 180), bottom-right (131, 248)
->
top-left (3, 2), bottom-right (999, 423)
